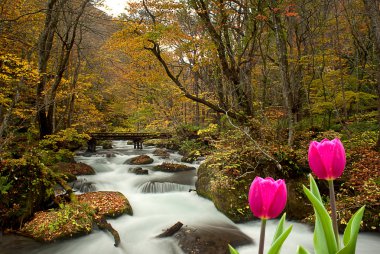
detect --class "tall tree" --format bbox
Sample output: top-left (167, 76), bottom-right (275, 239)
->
top-left (36, 0), bottom-right (91, 138)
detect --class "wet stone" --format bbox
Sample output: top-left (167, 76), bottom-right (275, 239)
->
top-left (124, 155), bottom-right (154, 165)
top-left (128, 167), bottom-right (149, 175)
top-left (173, 223), bottom-right (253, 254)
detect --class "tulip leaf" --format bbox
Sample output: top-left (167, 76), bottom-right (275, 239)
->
top-left (313, 216), bottom-right (329, 254)
top-left (336, 206), bottom-right (365, 254)
top-left (228, 244), bottom-right (240, 254)
top-left (296, 245), bottom-right (312, 254)
top-left (272, 213), bottom-right (286, 242)
top-left (307, 175), bottom-right (329, 254)
top-left (309, 174), bottom-right (323, 203)
top-left (267, 225), bottom-right (293, 254)
top-left (303, 185), bottom-right (338, 254)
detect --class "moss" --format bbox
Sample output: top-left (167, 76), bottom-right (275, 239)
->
top-left (196, 147), bottom-right (313, 222)
top-left (0, 155), bottom-right (56, 230)
top-left (18, 191), bottom-right (133, 242)
top-left (196, 157), bottom-right (254, 222)
top-left (51, 162), bottom-right (95, 176)
top-left (21, 203), bottom-right (95, 242)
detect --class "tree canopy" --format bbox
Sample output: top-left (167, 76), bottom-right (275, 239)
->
top-left (0, 0), bottom-right (378, 148)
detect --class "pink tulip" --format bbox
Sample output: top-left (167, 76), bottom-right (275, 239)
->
top-left (308, 138), bottom-right (346, 180)
top-left (248, 177), bottom-right (287, 219)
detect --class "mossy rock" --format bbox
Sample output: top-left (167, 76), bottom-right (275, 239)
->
top-left (77, 191), bottom-right (133, 217)
top-left (196, 154), bottom-right (312, 222)
top-left (20, 203), bottom-right (95, 242)
top-left (152, 162), bottom-right (196, 172)
top-left (124, 155), bottom-right (154, 165)
top-left (196, 162), bottom-right (253, 222)
top-left (181, 150), bottom-right (200, 163)
top-left (51, 162), bottom-right (95, 176)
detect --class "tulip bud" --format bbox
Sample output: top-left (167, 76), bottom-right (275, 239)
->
top-left (248, 177), bottom-right (287, 219)
top-left (308, 138), bottom-right (346, 180)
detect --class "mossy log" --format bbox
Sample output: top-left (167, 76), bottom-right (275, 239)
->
top-left (94, 215), bottom-right (120, 247)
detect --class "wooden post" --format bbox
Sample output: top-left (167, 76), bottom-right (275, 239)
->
top-left (139, 141), bottom-right (143, 149)
top-left (133, 140), bottom-right (137, 149)
top-left (87, 138), bottom-right (96, 152)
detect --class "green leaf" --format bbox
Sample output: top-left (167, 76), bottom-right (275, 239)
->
top-left (296, 245), bottom-right (312, 254)
top-left (303, 185), bottom-right (338, 254)
top-left (267, 225), bottom-right (293, 254)
top-left (306, 175), bottom-right (335, 254)
top-left (228, 244), bottom-right (240, 254)
top-left (309, 174), bottom-right (323, 203)
top-left (272, 213), bottom-right (286, 242)
top-left (313, 216), bottom-right (329, 254)
top-left (336, 206), bottom-right (365, 254)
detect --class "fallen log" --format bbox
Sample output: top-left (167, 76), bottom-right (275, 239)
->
top-left (94, 215), bottom-right (121, 247)
top-left (156, 221), bottom-right (183, 238)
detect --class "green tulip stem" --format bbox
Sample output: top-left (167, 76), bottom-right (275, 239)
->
top-left (258, 218), bottom-right (267, 254)
top-left (328, 180), bottom-right (340, 249)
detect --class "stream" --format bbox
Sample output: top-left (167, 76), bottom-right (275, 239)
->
top-left (1, 141), bottom-right (379, 253)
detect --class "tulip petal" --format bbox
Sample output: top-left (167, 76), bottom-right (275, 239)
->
top-left (316, 140), bottom-right (336, 178)
top-left (267, 179), bottom-right (287, 218)
top-left (249, 177), bottom-right (264, 218)
top-left (308, 138), bottom-right (346, 180)
top-left (331, 138), bottom-right (345, 179)
top-left (249, 177), bottom-right (287, 219)
top-left (259, 177), bottom-right (277, 218)
top-left (308, 142), bottom-right (328, 179)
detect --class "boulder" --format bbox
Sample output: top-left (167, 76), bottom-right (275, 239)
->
top-left (124, 155), bottom-right (154, 165)
top-left (153, 148), bottom-right (170, 158)
top-left (51, 162), bottom-right (95, 176)
top-left (173, 223), bottom-right (253, 254)
top-left (196, 154), bottom-right (312, 222)
top-left (19, 191), bottom-right (132, 243)
top-left (20, 203), bottom-right (95, 242)
top-left (77, 191), bottom-right (133, 217)
top-left (181, 150), bottom-right (200, 163)
top-left (152, 162), bottom-right (196, 172)
top-left (128, 167), bottom-right (149, 175)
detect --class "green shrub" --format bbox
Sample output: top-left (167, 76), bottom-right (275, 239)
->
top-left (0, 154), bottom-right (56, 229)
top-left (39, 128), bottom-right (90, 152)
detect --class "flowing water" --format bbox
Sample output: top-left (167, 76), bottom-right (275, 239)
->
top-left (1, 141), bottom-right (379, 254)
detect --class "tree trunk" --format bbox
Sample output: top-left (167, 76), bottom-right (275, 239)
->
top-left (270, 0), bottom-right (295, 146)
top-left (36, 0), bottom-right (65, 138)
top-left (46, 0), bottom-right (89, 134)
top-left (189, 0), bottom-right (254, 116)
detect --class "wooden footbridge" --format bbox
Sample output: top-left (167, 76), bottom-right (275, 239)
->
top-left (87, 132), bottom-right (171, 152)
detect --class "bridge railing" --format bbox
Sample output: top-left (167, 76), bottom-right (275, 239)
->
top-left (87, 132), bottom-right (171, 152)
top-left (88, 132), bottom-right (172, 140)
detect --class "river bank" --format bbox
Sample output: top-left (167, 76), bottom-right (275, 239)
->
top-left (1, 141), bottom-right (379, 253)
